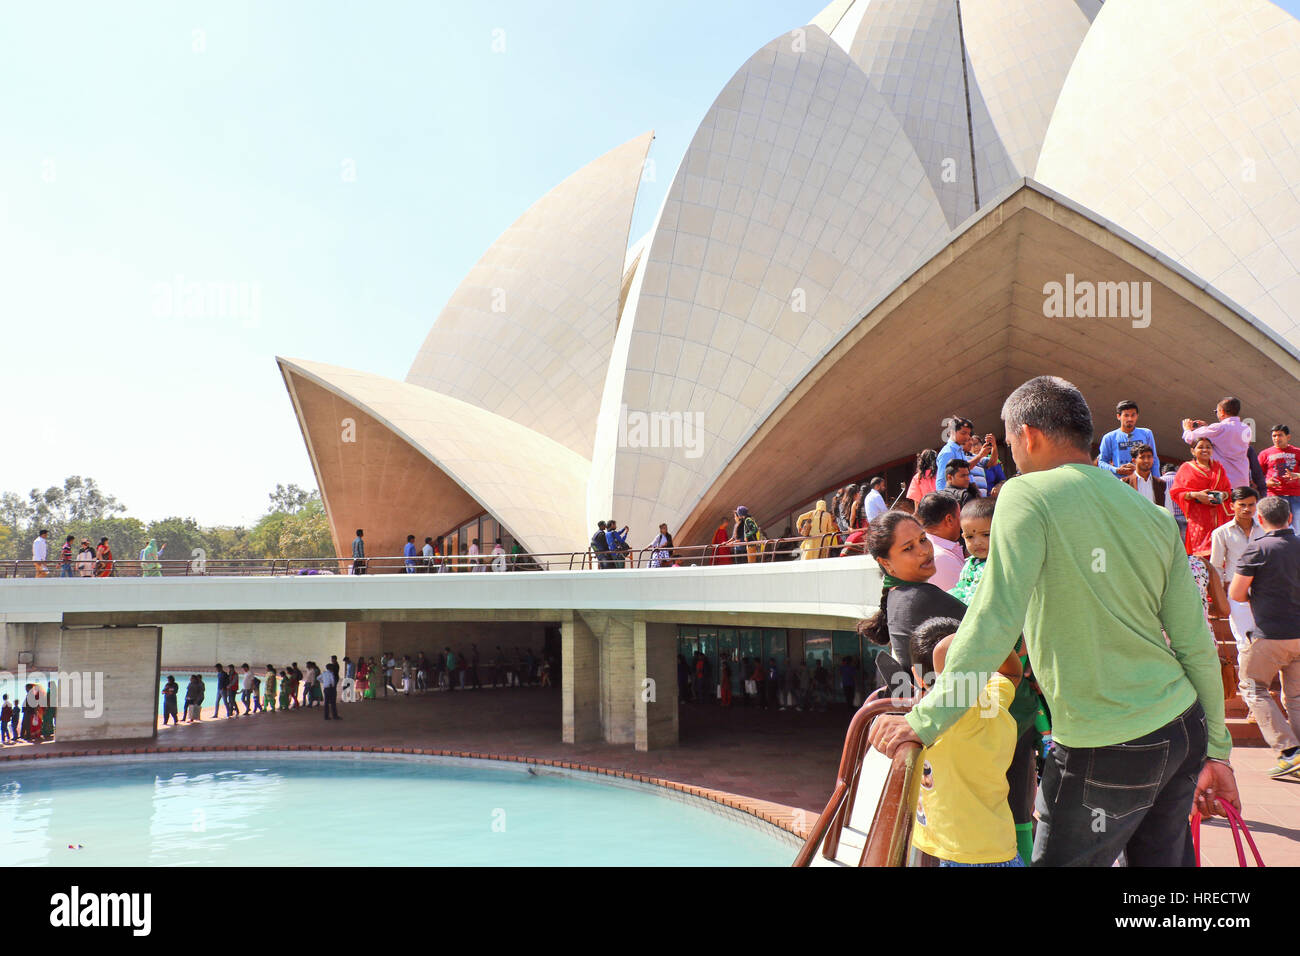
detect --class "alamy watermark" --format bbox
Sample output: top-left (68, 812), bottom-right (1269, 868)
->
top-left (1043, 273), bottom-right (1151, 329)
top-left (49, 886), bottom-right (150, 936)
top-left (618, 404), bottom-right (704, 459)
top-left (6, 665), bottom-right (104, 718)
top-left (151, 275), bottom-right (262, 328)
top-left (885, 669), bottom-right (1003, 719)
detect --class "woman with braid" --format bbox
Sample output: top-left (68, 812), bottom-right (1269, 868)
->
top-left (861, 511), bottom-right (968, 677)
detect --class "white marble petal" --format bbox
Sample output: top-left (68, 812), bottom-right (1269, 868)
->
top-left (406, 131), bottom-right (654, 458)
top-left (1037, 0), bottom-right (1300, 342)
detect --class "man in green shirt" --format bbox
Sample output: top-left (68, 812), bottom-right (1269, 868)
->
top-left (869, 376), bottom-right (1239, 866)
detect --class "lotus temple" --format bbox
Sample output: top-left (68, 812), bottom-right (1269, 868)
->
top-left (277, 0), bottom-right (1300, 562)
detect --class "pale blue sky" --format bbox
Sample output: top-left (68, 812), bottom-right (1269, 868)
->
top-left (3, 1), bottom-right (1298, 525)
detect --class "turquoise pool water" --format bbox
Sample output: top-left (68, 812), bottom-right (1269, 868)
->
top-left (0, 755), bottom-right (794, 866)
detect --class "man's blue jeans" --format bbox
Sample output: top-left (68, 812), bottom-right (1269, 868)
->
top-left (60, 563), bottom-right (74, 578)
top-left (1032, 701), bottom-right (1207, 867)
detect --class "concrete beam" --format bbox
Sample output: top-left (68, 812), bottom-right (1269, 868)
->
top-left (63, 607), bottom-right (560, 627)
top-left (4, 556), bottom-right (881, 631)
top-left (61, 607), bottom-right (859, 631)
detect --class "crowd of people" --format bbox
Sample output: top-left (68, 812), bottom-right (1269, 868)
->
top-left (349, 529), bottom-right (528, 574)
top-left (27, 533), bottom-right (123, 578)
top-left (156, 645), bottom-right (557, 727)
top-left (0, 685), bottom-right (52, 744)
top-left (855, 378), bottom-right (1300, 868)
top-left (678, 652), bottom-right (868, 712)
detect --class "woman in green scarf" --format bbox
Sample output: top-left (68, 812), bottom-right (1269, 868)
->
top-left (859, 512), bottom-right (967, 675)
top-left (141, 539), bottom-right (163, 577)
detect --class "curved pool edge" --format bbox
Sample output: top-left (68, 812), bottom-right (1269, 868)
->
top-left (0, 744), bottom-right (808, 849)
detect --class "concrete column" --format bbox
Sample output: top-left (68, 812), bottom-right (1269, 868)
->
top-left (634, 621), bottom-right (679, 751)
top-left (2, 622), bottom-right (60, 671)
top-left (562, 612), bottom-right (600, 744)
top-left (56, 626), bottom-right (161, 742)
top-left (567, 611), bottom-right (679, 751)
top-left (593, 611), bottom-right (636, 745)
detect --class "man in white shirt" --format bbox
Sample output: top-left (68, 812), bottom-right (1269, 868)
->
top-left (31, 530), bottom-right (49, 578)
top-left (1120, 444), bottom-right (1169, 507)
top-left (864, 476), bottom-right (889, 522)
top-left (319, 662), bottom-right (340, 720)
top-left (1183, 396), bottom-right (1254, 491)
top-left (1210, 487), bottom-right (1267, 651)
top-left (240, 664), bottom-right (256, 714)
top-left (917, 493), bottom-right (964, 591)
top-left (421, 536), bottom-right (435, 573)
top-left (469, 538), bottom-right (483, 571)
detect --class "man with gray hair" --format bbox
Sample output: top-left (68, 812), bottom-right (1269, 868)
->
top-left (1229, 495), bottom-right (1300, 778)
top-left (870, 375), bottom-right (1237, 866)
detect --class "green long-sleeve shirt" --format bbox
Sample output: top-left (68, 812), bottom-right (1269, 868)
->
top-left (907, 463), bottom-right (1231, 760)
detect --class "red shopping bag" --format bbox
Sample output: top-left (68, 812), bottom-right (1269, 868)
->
top-left (1190, 798), bottom-right (1265, 867)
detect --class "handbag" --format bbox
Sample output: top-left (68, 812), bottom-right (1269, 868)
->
top-left (1191, 797), bottom-right (1265, 867)
top-left (1200, 557), bottom-right (1230, 619)
top-left (744, 679), bottom-right (757, 696)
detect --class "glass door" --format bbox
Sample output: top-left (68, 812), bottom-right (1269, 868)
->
top-left (716, 628), bottom-right (739, 697)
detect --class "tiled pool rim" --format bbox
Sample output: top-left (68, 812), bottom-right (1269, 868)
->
top-left (0, 745), bottom-right (807, 850)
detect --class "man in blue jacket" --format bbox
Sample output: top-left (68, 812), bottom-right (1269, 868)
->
top-left (1098, 400), bottom-right (1160, 478)
top-left (605, 520), bottom-right (629, 568)
top-left (935, 416), bottom-right (974, 491)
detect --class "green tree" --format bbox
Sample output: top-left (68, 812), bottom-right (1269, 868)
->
top-left (276, 499), bottom-right (333, 557)
top-left (267, 483), bottom-right (316, 515)
top-left (143, 517), bottom-right (210, 572)
top-left (26, 476), bottom-right (126, 527)
top-left (206, 525), bottom-right (253, 562)
top-left (0, 476), bottom-right (328, 565)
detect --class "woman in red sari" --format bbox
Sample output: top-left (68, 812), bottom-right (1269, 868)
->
top-left (709, 518), bottom-right (733, 566)
top-left (1170, 437), bottom-right (1232, 556)
top-left (94, 537), bottom-right (114, 577)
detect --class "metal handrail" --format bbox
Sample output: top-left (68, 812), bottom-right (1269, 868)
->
top-left (792, 695), bottom-right (919, 868)
top-left (860, 742), bottom-right (923, 867)
top-left (0, 534), bottom-right (860, 579)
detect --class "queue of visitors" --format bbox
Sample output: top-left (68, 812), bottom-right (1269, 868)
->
top-left (0, 686), bottom-right (51, 744)
top-left (159, 645), bottom-right (556, 728)
top-left (351, 529), bottom-right (522, 574)
top-left (27, 532), bottom-right (117, 578)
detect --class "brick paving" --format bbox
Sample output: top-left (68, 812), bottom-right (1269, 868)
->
top-left (2, 684), bottom-right (1297, 866)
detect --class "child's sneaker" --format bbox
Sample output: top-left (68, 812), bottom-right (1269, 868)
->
top-left (1267, 752), bottom-right (1300, 778)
